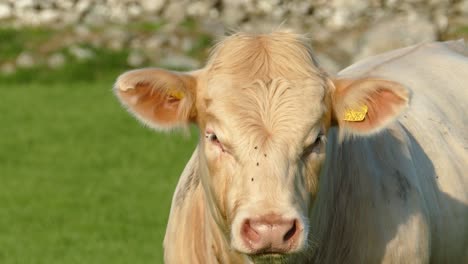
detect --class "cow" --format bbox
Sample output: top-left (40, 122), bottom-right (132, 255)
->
top-left (113, 31), bottom-right (468, 263)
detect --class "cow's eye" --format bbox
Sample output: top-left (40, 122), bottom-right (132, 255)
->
top-left (209, 133), bottom-right (219, 143)
top-left (205, 131), bottom-right (220, 144)
top-left (302, 133), bottom-right (324, 157)
top-left (205, 131), bottom-right (227, 153)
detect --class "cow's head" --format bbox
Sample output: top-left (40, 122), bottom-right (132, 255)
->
top-left (114, 31), bottom-right (409, 261)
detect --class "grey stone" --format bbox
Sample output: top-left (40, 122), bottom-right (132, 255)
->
top-left (39, 9), bottom-right (60, 24)
top-left (56, 0), bottom-right (74, 10)
top-left (127, 51), bottom-right (146, 67)
top-left (0, 3), bottom-right (12, 20)
top-left (74, 24), bottom-right (91, 39)
top-left (456, 0), bottom-right (468, 14)
top-left (1, 63), bottom-right (16, 75)
top-left (141, 0), bottom-right (166, 14)
top-left (61, 11), bottom-right (80, 25)
top-left (109, 6), bottom-right (129, 24)
top-left (315, 53), bottom-right (340, 75)
top-left (83, 4), bottom-right (108, 26)
top-left (354, 13), bottom-right (437, 62)
top-left (200, 20), bottom-right (225, 36)
top-left (47, 53), bottom-right (66, 69)
top-left (208, 8), bottom-right (219, 19)
top-left (181, 37), bottom-right (194, 53)
top-left (0, 0), bottom-right (463, 75)
top-left (16, 52), bottom-right (35, 68)
top-left (327, 0), bottom-right (370, 30)
top-left (108, 40), bottom-right (125, 51)
top-left (130, 39), bottom-right (144, 50)
top-left (15, 0), bottom-right (34, 9)
top-left (433, 10), bottom-right (448, 32)
top-left (128, 3), bottom-right (143, 18)
top-left (160, 54), bottom-right (201, 70)
top-left (164, 2), bottom-right (187, 25)
top-left (76, 0), bottom-right (92, 14)
top-left (257, 0), bottom-right (279, 14)
top-left (104, 27), bottom-right (129, 50)
top-left (187, 1), bottom-right (212, 17)
top-left (69, 45), bottom-right (94, 61)
top-left (222, 2), bottom-right (247, 25)
top-left (144, 36), bottom-right (165, 52)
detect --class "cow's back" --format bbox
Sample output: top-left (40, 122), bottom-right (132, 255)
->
top-left (334, 41), bottom-right (468, 263)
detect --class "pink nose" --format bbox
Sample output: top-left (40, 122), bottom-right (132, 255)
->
top-left (240, 214), bottom-right (300, 254)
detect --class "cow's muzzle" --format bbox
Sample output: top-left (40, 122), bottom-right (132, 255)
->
top-left (235, 213), bottom-right (305, 255)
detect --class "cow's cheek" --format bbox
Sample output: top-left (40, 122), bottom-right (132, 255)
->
top-left (205, 149), bottom-right (236, 221)
top-left (303, 153), bottom-right (326, 200)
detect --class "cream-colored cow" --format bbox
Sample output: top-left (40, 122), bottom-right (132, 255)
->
top-left (114, 31), bottom-right (468, 263)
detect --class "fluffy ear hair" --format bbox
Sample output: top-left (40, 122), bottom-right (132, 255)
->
top-left (113, 68), bottom-right (198, 131)
top-left (331, 78), bottom-right (410, 136)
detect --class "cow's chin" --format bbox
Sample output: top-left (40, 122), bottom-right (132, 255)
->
top-left (248, 253), bottom-right (293, 264)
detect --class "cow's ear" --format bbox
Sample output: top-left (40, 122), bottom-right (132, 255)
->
top-left (114, 68), bottom-right (198, 131)
top-left (330, 78), bottom-right (410, 135)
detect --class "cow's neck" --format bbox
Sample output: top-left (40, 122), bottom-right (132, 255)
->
top-left (197, 173), bottom-right (249, 263)
top-left (165, 149), bottom-right (248, 263)
top-left (202, 189), bottom-right (249, 263)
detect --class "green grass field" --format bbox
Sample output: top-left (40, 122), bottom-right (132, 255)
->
top-left (3, 21), bottom-right (465, 264)
top-left (0, 76), bottom-right (198, 263)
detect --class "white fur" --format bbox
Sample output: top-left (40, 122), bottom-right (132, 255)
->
top-left (116, 35), bottom-right (468, 263)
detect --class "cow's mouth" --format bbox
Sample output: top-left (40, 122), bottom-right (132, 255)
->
top-left (249, 253), bottom-right (291, 264)
top-left (250, 253), bottom-right (288, 264)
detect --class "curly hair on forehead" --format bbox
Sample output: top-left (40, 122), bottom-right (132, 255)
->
top-left (205, 30), bottom-right (325, 82)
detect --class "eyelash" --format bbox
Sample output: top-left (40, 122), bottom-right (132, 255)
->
top-left (205, 131), bottom-right (221, 145)
top-left (302, 133), bottom-right (324, 157)
top-left (205, 131), bottom-right (227, 153)
top-left (314, 133), bottom-right (323, 145)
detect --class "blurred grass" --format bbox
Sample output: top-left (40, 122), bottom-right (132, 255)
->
top-left (0, 76), bottom-right (198, 263)
top-left (442, 25), bottom-right (468, 41)
top-left (0, 25), bottom-right (132, 84)
top-left (453, 25), bottom-right (468, 37)
top-left (187, 33), bottom-right (213, 59)
top-left (0, 27), bottom-right (53, 60)
top-left (129, 21), bottom-right (165, 33)
top-left (0, 49), bottom-right (130, 84)
top-left (0, 19), bottom-right (214, 83)
top-left (2, 18), bottom-right (464, 264)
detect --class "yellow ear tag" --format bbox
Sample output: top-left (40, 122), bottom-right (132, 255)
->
top-left (344, 105), bottom-right (368, 122)
top-left (168, 90), bottom-right (185, 100)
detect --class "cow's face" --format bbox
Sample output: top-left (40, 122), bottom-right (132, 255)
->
top-left (114, 31), bottom-right (409, 261)
top-left (198, 74), bottom-right (329, 256)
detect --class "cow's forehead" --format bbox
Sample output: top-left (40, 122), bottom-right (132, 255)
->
top-left (205, 31), bottom-right (322, 81)
top-left (205, 74), bottom-right (326, 112)
top-left (202, 74), bottom-right (326, 154)
top-left (197, 32), bottom-right (329, 153)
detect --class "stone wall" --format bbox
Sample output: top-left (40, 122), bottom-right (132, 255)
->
top-left (1, 0), bottom-right (467, 74)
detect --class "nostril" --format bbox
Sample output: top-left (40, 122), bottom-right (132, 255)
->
top-left (283, 220), bottom-right (297, 242)
top-left (241, 219), bottom-right (260, 243)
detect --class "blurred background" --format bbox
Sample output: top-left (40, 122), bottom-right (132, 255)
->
top-left (0, 0), bottom-right (467, 263)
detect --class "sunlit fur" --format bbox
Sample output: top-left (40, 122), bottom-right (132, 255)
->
top-left (166, 39), bottom-right (468, 263)
top-left (162, 31), bottom-right (331, 263)
top-left (113, 68), bottom-right (198, 131)
top-left (114, 32), bottom-right (468, 263)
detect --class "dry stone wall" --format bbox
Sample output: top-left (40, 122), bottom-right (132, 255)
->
top-left (0, 0), bottom-right (467, 74)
